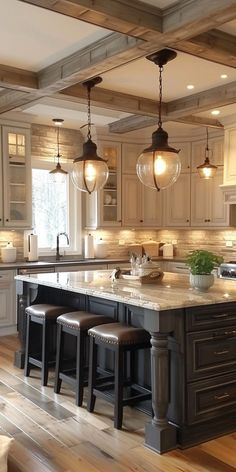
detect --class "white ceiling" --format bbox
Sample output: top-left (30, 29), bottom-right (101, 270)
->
top-left (0, 0), bottom-right (110, 71)
top-left (1, 0), bottom-right (236, 133)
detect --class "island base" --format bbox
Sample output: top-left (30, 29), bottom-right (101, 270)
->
top-left (145, 421), bottom-right (177, 454)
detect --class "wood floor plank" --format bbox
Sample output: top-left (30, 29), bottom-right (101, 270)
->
top-left (0, 335), bottom-right (235, 472)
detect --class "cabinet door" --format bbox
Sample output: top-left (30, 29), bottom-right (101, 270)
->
top-left (122, 143), bottom-right (144, 174)
top-left (143, 185), bottom-right (162, 227)
top-left (208, 170), bottom-right (229, 227)
top-left (170, 141), bottom-right (191, 172)
top-left (99, 142), bottom-right (122, 227)
top-left (122, 174), bottom-right (142, 226)
top-left (164, 173), bottom-right (190, 227)
top-left (191, 173), bottom-right (209, 226)
top-left (0, 271), bottom-right (16, 330)
top-left (2, 126), bottom-right (31, 228)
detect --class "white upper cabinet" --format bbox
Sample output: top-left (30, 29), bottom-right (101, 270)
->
top-left (1, 126), bottom-right (32, 228)
top-left (122, 143), bottom-right (144, 174)
top-left (163, 173), bottom-right (190, 227)
top-left (169, 141), bottom-right (191, 172)
top-left (85, 141), bottom-right (122, 228)
top-left (191, 170), bottom-right (228, 227)
top-left (122, 174), bottom-right (162, 227)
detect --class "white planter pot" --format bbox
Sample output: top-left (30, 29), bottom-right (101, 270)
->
top-left (190, 273), bottom-right (214, 292)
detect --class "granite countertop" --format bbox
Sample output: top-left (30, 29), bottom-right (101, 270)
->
top-left (15, 270), bottom-right (236, 312)
top-left (0, 256), bottom-right (186, 270)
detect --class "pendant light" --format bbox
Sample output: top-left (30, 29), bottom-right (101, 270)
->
top-left (197, 127), bottom-right (217, 179)
top-left (49, 118), bottom-right (68, 183)
top-left (136, 49), bottom-right (181, 191)
top-left (71, 77), bottom-right (109, 194)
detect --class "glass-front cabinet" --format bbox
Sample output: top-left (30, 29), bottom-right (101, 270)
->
top-left (85, 141), bottom-right (121, 228)
top-left (2, 126), bottom-right (31, 228)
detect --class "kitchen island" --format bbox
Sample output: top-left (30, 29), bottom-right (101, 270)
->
top-left (15, 270), bottom-right (236, 454)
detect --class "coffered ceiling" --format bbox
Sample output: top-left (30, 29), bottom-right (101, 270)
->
top-left (0, 0), bottom-right (236, 135)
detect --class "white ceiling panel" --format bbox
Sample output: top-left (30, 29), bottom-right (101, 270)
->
top-left (0, 0), bottom-right (110, 71)
top-left (101, 51), bottom-right (236, 101)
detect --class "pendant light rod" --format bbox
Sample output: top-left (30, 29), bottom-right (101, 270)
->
top-left (49, 118), bottom-right (68, 182)
top-left (146, 49), bottom-right (177, 129)
top-left (82, 77), bottom-right (102, 140)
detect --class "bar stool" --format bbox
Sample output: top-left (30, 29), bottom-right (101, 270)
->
top-left (24, 304), bottom-right (72, 386)
top-left (87, 322), bottom-right (151, 429)
top-left (54, 311), bottom-right (112, 406)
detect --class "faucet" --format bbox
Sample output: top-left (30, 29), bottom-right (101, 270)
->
top-left (56, 232), bottom-right (69, 260)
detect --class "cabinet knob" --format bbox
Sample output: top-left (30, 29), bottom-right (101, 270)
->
top-left (140, 220), bottom-right (143, 223)
top-left (5, 218), bottom-right (9, 222)
top-left (186, 219), bottom-right (189, 222)
top-left (118, 219), bottom-right (122, 223)
top-left (204, 219), bottom-right (207, 222)
top-left (208, 219), bottom-right (211, 222)
top-left (0, 218), bottom-right (2, 222)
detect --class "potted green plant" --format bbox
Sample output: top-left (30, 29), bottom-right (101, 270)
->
top-left (186, 250), bottom-right (223, 292)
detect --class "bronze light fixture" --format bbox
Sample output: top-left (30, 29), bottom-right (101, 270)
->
top-left (71, 77), bottom-right (109, 194)
top-left (197, 127), bottom-right (217, 179)
top-left (49, 118), bottom-right (68, 183)
top-left (136, 49), bottom-right (181, 191)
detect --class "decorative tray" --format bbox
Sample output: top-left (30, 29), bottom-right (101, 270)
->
top-left (117, 269), bottom-right (164, 285)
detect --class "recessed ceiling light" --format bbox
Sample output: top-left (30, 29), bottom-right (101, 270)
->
top-left (220, 74), bottom-right (228, 79)
top-left (211, 110), bottom-right (220, 116)
top-left (187, 84), bottom-right (194, 90)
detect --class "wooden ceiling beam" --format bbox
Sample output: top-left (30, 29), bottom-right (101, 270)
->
top-left (174, 30), bottom-right (236, 68)
top-left (0, 65), bottom-right (38, 91)
top-left (109, 114), bottom-right (223, 134)
top-left (0, 90), bottom-right (39, 114)
top-left (38, 33), bottom-right (144, 92)
top-left (59, 84), bottom-right (161, 116)
top-left (167, 81), bottom-right (236, 118)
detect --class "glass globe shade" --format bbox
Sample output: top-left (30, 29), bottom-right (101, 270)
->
top-left (71, 139), bottom-right (109, 194)
top-left (136, 127), bottom-right (181, 191)
top-left (137, 150), bottom-right (181, 191)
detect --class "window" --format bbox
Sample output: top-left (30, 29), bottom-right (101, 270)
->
top-left (32, 162), bottom-right (81, 255)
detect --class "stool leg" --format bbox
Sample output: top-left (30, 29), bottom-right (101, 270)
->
top-left (42, 320), bottom-right (49, 386)
top-left (24, 314), bottom-right (31, 377)
top-left (76, 331), bottom-right (84, 407)
top-left (87, 336), bottom-right (97, 412)
top-left (114, 347), bottom-right (124, 429)
top-left (54, 324), bottom-right (63, 394)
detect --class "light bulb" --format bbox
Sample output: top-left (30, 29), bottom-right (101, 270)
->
top-left (85, 162), bottom-right (96, 182)
top-left (202, 167), bottom-right (212, 179)
top-left (154, 155), bottom-right (167, 175)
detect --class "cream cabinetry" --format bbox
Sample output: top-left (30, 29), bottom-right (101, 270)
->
top-left (0, 270), bottom-right (17, 334)
top-left (1, 125), bottom-right (31, 228)
top-left (122, 174), bottom-right (162, 227)
top-left (85, 141), bottom-right (121, 228)
top-left (55, 264), bottom-right (107, 273)
top-left (169, 141), bottom-right (191, 172)
top-left (163, 173), bottom-right (190, 227)
top-left (191, 170), bottom-right (228, 227)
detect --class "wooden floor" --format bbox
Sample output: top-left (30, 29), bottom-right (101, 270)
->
top-left (0, 336), bottom-right (235, 472)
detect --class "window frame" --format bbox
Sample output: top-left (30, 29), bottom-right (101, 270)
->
top-left (31, 159), bottom-right (82, 256)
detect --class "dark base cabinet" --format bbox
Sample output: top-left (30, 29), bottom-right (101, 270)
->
top-left (15, 280), bottom-right (236, 453)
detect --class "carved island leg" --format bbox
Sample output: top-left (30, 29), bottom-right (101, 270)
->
top-left (14, 281), bottom-right (38, 368)
top-left (145, 332), bottom-right (177, 454)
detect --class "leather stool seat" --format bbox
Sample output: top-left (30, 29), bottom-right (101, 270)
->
top-left (24, 304), bottom-right (72, 386)
top-left (26, 304), bottom-right (72, 320)
top-left (54, 311), bottom-right (112, 406)
top-left (87, 322), bottom-right (151, 429)
top-left (88, 322), bottom-right (151, 346)
top-left (57, 312), bottom-right (111, 331)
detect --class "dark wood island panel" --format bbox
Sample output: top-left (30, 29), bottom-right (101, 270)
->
top-left (14, 271), bottom-right (236, 454)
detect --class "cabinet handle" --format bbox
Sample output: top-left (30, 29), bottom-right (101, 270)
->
top-left (224, 330), bottom-right (236, 336)
top-left (212, 313), bottom-right (229, 319)
top-left (214, 350), bottom-right (229, 356)
top-left (214, 393), bottom-right (230, 401)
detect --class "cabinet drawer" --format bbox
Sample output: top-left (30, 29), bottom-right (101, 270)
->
top-left (0, 270), bottom-right (14, 283)
top-left (186, 302), bottom-right (236, 331)
top-left (187, 373), bottom-right (236, 424)
top-left (187, 328), bottom-right (236, 381)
